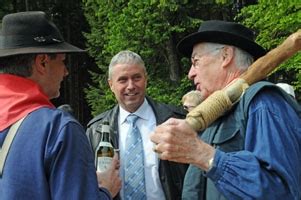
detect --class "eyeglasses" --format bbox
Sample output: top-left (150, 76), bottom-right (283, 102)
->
top-left (183, 105), bottom-right (196, 111)
top-left (191, 46), bottom-right (224, 68)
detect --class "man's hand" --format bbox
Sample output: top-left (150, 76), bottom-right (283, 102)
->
top-left (96, 154), bottom-right (121, 197)
top-left (150, 118), bottom-right (215, 171)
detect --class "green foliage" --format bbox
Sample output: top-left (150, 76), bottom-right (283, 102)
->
top-left (237, 0), bottom-right (301, 99)
top-left (84, 0), bottom-right (301, 115)
top-left (83, 0), bottom-right (206, 115)
top-left (147, 76), bottom-right (193, 106)
top-left (83, 70), bottom-right (116, 116)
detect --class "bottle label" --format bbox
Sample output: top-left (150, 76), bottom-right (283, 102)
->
top-left (97, 157), bottom-right (113, 172)
top-left (96, 141), bottom-right (114, 172)
top-left (98, 141), bottom-right (112, 147)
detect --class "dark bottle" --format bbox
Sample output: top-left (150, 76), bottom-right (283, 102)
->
top-left (95, 121), bottom-right (114, 172)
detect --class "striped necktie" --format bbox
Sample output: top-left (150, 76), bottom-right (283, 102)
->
top-left (124, 114), bottom-right (146, 200)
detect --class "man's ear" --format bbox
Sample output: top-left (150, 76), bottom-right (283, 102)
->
top-left (108, 79), bottom-right (114, 91)
top-left (34, 54), bottom-right (48, 74)
top-left (143, 73), bottom-right (148, 88)
top-left (221, 46), bottom-right (234, 68)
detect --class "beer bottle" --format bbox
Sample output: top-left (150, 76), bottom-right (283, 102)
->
top-left (95, 121), bottom-right (114, 172)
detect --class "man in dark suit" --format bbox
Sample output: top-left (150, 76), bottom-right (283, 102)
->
top-left (86, 50), bottom-right (188, 200)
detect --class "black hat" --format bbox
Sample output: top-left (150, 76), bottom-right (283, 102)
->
top-left (0, 11), bottom-right (85, 57)
top-left (177, 20), bottom-right (266, 59)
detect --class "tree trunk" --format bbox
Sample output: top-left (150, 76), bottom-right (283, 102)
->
top-left (165, 36), bottom-right (181, 83)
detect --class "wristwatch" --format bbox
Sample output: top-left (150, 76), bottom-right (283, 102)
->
top-left (207, 157), bottom-right (214, 171)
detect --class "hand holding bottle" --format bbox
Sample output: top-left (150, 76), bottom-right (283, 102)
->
top-left (96, 153), bottom-right (121, 198)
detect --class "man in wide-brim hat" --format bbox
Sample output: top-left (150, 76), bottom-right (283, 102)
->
top-left (0, 11), bottom-right (85, 57)
top-left (150, 20), bottom-right (301, 199)
top-left (0, 11), bottom-right (120, 199)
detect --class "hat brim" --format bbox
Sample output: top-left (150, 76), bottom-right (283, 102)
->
top-left (0, 42), bottom-right (85, 57)
top-left (177, 31), bottom-right (266, 59)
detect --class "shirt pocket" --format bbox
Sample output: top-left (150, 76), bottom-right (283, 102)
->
top-left (211, 125), bottom-right (244, 152)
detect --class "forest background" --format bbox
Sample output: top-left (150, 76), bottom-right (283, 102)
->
top-left (1, 0), bottom-right (300, 126)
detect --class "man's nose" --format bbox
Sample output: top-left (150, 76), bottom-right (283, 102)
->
top-left (188, 66), bottom-right (196, 80)
top-left (127, 79), bottom-right (135, 89)
top-left (64, 66), bottom-right (69, 76)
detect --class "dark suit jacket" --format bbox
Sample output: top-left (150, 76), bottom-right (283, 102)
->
top-left (86, 96), bottom-right (188, 200)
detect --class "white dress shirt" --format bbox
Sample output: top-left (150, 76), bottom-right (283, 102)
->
top-left (119, 98), bottom-right (166, 200)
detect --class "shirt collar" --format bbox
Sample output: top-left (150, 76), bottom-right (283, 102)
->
top-left (119, 98), bottom-right (151, 124)
top-left (0, 74), bottom-right (54, 131)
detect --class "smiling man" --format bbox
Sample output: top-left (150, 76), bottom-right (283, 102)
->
top-left (86, 50), bottom-right (188, 200)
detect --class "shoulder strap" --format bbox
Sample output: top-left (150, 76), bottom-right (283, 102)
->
top-left (241, 81), bottom-right (301, 119)
top-left (236, 81), bottom-right (301, 139)
top-left (0, 116), bottom-right (26, 176)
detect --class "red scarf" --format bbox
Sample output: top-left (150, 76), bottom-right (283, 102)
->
top-left (0, 74), bottom-right (55, 131)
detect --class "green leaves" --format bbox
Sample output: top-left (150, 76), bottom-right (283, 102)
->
top-left (83, 0), bottom-right (301, 115)
top-left (83, 0), bottom-right (200, 114)
top-left (238, 0), bottom-right (301, 99)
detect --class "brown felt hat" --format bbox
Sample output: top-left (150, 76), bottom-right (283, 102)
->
top-left (177, 20), bottom-right (266, 59)
top-left (0, 11), bottom-right (85, 57)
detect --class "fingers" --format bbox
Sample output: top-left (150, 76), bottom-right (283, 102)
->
top-left (150, 119), bottom-right (180, 145)
top-left (110, 174), bottom-right (122, 197)
top-left (154, 146), bottom-right (192, 164)
top-left (110, 153), bottom-right (120, 170)
top-left (96, 157), bottom-right (122, 198)
top-left (154, 142), bottom-right (187, 157)
top-left (162, 118), bottom-right (179, 126)
top-left (151, 119), bottom-right (200, 164)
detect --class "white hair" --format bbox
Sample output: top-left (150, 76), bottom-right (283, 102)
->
top-left (203, 42), bottom-right (254, 70)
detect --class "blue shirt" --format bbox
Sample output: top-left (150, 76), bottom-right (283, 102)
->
top-left (206, 89), bottom-right (301, 199)
top-left (119, 99), bottom-right (166, 200)
top-left (0, 108), bottom-right (111, 200)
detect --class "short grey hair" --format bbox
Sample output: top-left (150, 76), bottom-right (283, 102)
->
top-left (108, 50), bottom-right (146, 80)
top-left (203, 43), bottom-right (254, 70)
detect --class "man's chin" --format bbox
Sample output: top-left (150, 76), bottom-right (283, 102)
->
top-left (124, 101), bottom-right (142, 112)
top-left (50, 92), bottom-right (60, 100)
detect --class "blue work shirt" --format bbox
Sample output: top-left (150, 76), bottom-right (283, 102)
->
top-left (0, 108), bottom-right (111, 200)
top-left (183, 84), bottom-right (301, 199)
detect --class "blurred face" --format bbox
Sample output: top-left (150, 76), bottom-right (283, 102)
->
top-left (183, 98), bottom-right (198, 112)
top-left (188, 43), bottom-right (226, 99)
top-left (41, 54), bottom-right (69, 99)
top-left (108, 63), bottom-right (147, 113)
